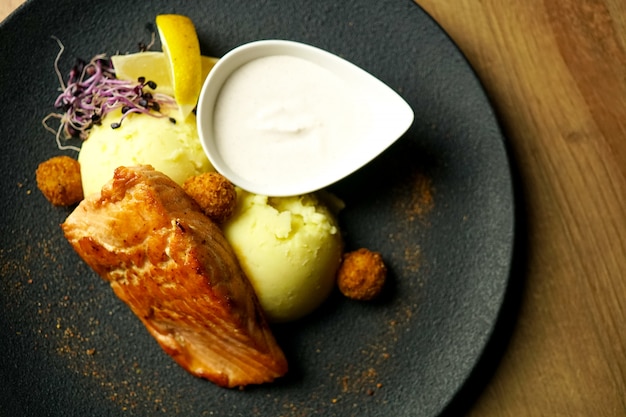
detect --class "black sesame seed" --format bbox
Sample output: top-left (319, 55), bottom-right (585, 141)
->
top-left (147, 80), bottom-right (157, 89)
top-left (169, 117), bottom-right (176, 124)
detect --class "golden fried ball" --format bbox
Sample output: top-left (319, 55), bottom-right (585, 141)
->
top-left (35, 155), bottom-right (84, 206)
top-left (183, 172), bottom-right (237, 223)
top-left (337, 248), bottom-right (387, 301)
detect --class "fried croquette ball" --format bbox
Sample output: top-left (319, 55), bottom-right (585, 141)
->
top-left (337, 248), bottom-right (387, 301)
top-left (36, 155), bottom-right (83, 206)
top-left (183, 172), bottom-right (237, 223)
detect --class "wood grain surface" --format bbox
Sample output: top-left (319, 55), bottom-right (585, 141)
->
top-left (2, 1), bottom-right (625, 416)
top-left (415, 1), bottom-right (626, 416)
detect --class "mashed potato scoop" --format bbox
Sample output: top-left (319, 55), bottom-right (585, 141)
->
top-left (222, 189), bottom-right (344, 322)
top-left (79, 109), bottom-right (213, 197)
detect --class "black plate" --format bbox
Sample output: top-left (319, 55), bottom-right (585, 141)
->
top-left (0, 1), bottom-right (515, 416)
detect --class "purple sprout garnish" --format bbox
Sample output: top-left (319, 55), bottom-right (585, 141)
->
top-left (43, 36), bottom-right (176, 151)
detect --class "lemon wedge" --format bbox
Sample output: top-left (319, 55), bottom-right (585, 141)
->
top-left (112, 52), bottom-right (218, 98)
top-left (155, 14), bottom-right (202, 121)
top-left (112, 51), bottom-right (174, 96)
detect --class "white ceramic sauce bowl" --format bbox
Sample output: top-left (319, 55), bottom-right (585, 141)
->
top-left (196, 40), bottom-right (414, 197)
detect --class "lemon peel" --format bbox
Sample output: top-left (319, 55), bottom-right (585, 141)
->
top-left (112, 52), bottom-right (218, 98)
top-left (155, 14), bottom-right (202, 121)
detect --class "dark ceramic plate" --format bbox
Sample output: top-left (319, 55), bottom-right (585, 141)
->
top-left (0, 1), bottom-right (516, 416)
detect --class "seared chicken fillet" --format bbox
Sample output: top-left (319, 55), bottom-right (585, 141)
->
top-left (62, 165), bottom-right (288, 388)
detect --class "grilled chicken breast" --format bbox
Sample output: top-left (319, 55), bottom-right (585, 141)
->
top-left (62, 165), bottom-right (288, 388)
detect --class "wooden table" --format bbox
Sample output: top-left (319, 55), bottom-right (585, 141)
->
top-left (2, 1), bottom-right (625, 415)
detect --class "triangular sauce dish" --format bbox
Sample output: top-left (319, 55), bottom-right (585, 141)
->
top-left (197, 39), bottom-right (414, 197)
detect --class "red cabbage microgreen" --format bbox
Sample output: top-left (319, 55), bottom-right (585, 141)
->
top-left (43, 36), bottom-right (176, 151)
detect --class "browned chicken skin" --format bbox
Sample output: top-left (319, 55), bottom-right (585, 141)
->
top-left (62, 165), bottom-right (288, 388)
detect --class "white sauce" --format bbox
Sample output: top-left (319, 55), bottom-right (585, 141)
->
top-left (212, 55), bottom-right (369, 189)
